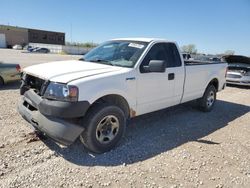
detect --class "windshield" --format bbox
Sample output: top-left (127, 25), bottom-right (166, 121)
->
top-left (82, 40), bottom-right (148, 68)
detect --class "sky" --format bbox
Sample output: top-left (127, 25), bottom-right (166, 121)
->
top-left (1, 0), bottom-right (250, 55)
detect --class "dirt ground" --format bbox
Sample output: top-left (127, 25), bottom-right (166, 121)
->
top-left (0, 83), bottom-right (249, 188)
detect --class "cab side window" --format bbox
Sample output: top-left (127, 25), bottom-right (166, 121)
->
top-left (164, 43), bottom-right (182, 67)
top-left (140, 43), bottom-right (167, 73)
top-left (140, 43), bottom-right (182, 73)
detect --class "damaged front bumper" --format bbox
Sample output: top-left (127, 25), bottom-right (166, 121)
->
top-left (18, 90), bottom-right (90, 145)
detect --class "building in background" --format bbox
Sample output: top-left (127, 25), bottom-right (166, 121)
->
top-left (0, 25), bottom-right (65, 48)
top-left (0, 24), bottom-right (88, 55)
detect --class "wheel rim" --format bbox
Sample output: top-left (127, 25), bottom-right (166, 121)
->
top-left (96, 115), bottom-right (119, 144)
top-left (207, 90), bottom-right (215, 107)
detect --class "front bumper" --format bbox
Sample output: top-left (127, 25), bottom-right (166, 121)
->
top-left (226, 73), bottom-right (250, 86)
top-left (18, 90), bottom-right (90, 145)
top-left (226, 80), bottom-right (250, 86)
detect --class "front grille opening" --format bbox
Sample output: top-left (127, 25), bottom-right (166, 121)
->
top-left (23, 74), bottom-right (48, 95)
top-left (23, 101), bottom-right (37, 111)
top-left (227, 74), bottom-right (242, 78)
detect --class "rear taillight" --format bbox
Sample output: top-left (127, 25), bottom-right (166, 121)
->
top-left (16, 65), bottom-right (21, 72)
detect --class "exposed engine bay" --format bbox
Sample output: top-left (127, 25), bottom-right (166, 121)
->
top-left (223, 55), bottom-right (250, 86)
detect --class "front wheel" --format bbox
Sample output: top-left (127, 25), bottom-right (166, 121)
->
top-left (198, 85), bottom-right (217, 112)
top-left (80, 103), bottom-right (126, 153)
top-left (0, 76), bottom-right (4, 86)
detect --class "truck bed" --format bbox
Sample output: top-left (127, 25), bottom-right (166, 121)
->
top-left (181, 61), bottom-right (227, 103)
top-left (184, 60), bottom-right (224, 65)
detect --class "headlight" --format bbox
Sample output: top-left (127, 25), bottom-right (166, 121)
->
top-left (43, 82), bottom-right (78, 102)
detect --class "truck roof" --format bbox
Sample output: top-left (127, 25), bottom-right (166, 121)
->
top-left (111, 37), bottom-right (170, 43)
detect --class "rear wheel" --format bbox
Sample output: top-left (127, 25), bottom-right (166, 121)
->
top-left (198, 85), bottom-right (217, 112)
top-left (80, 103), bottom-right (126, 153)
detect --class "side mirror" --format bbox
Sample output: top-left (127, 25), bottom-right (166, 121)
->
top-left (143, 60), bottom-right (166, 73)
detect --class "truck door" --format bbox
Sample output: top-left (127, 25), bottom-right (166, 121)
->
top-left (136, 42), bottom-right (185, 115)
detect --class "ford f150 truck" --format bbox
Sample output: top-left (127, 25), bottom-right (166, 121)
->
top-left (18, 38), bottom-right (227, 153)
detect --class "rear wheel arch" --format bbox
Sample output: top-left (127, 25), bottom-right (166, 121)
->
top-left (207, 78), bottom-right (219, 91)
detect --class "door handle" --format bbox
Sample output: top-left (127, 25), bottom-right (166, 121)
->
top-left (168, 73), bottom-right (175, 80)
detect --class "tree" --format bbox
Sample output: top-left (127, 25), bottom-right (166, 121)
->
top-left (224, 50), bottom-right (235, 55)
top-left (66, 42), bottom-right (98, 48)
top-left (181, 44), bottom-right (197, 54)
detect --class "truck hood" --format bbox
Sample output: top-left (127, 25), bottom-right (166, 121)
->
top-left (23, 60), bottom-right (123, 83)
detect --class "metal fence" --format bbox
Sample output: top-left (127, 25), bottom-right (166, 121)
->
top-left (29, 43), bottom-right (90, 55)
top-left (0, 34), bottom-right (6, 48)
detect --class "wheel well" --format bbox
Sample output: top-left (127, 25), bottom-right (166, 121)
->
top-left (91, 94), bottom-right (130, 118)
top-left (208, 78), bottom-right (219, 91)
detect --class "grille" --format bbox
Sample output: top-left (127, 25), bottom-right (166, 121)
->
top-left (227, 74), bottom-right (242, 79)
top-left (24, 74), bottom-right (47, 95)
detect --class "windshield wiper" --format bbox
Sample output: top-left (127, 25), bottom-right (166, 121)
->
top-left (89, 59), bottom-right (108, 62)
top-left (79, 57), bottom-right (85, 61)
top-left (89, 59), bottom-right (114, 66)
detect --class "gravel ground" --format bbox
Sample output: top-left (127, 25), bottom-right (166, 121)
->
top-left (0, 83), bottom-right (249, 188)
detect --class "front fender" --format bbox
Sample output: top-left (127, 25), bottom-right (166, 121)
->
top-left (71, 72), bottom-right (137, 111)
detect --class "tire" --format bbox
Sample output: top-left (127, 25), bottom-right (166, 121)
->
top-left (0, 76), bottom-right (4, 86)
top-left (198, 85), bottom-right (217, 112)
top-left (80, 103), bottom-right (126, 153)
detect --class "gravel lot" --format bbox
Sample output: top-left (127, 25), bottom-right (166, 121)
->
top-left (0, 84), bottom-right (249, 188)
top-left (0, 49), bottom-right (250, 187)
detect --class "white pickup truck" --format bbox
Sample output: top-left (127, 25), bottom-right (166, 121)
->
top-left (18, 38), bottom-right (227, 153)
